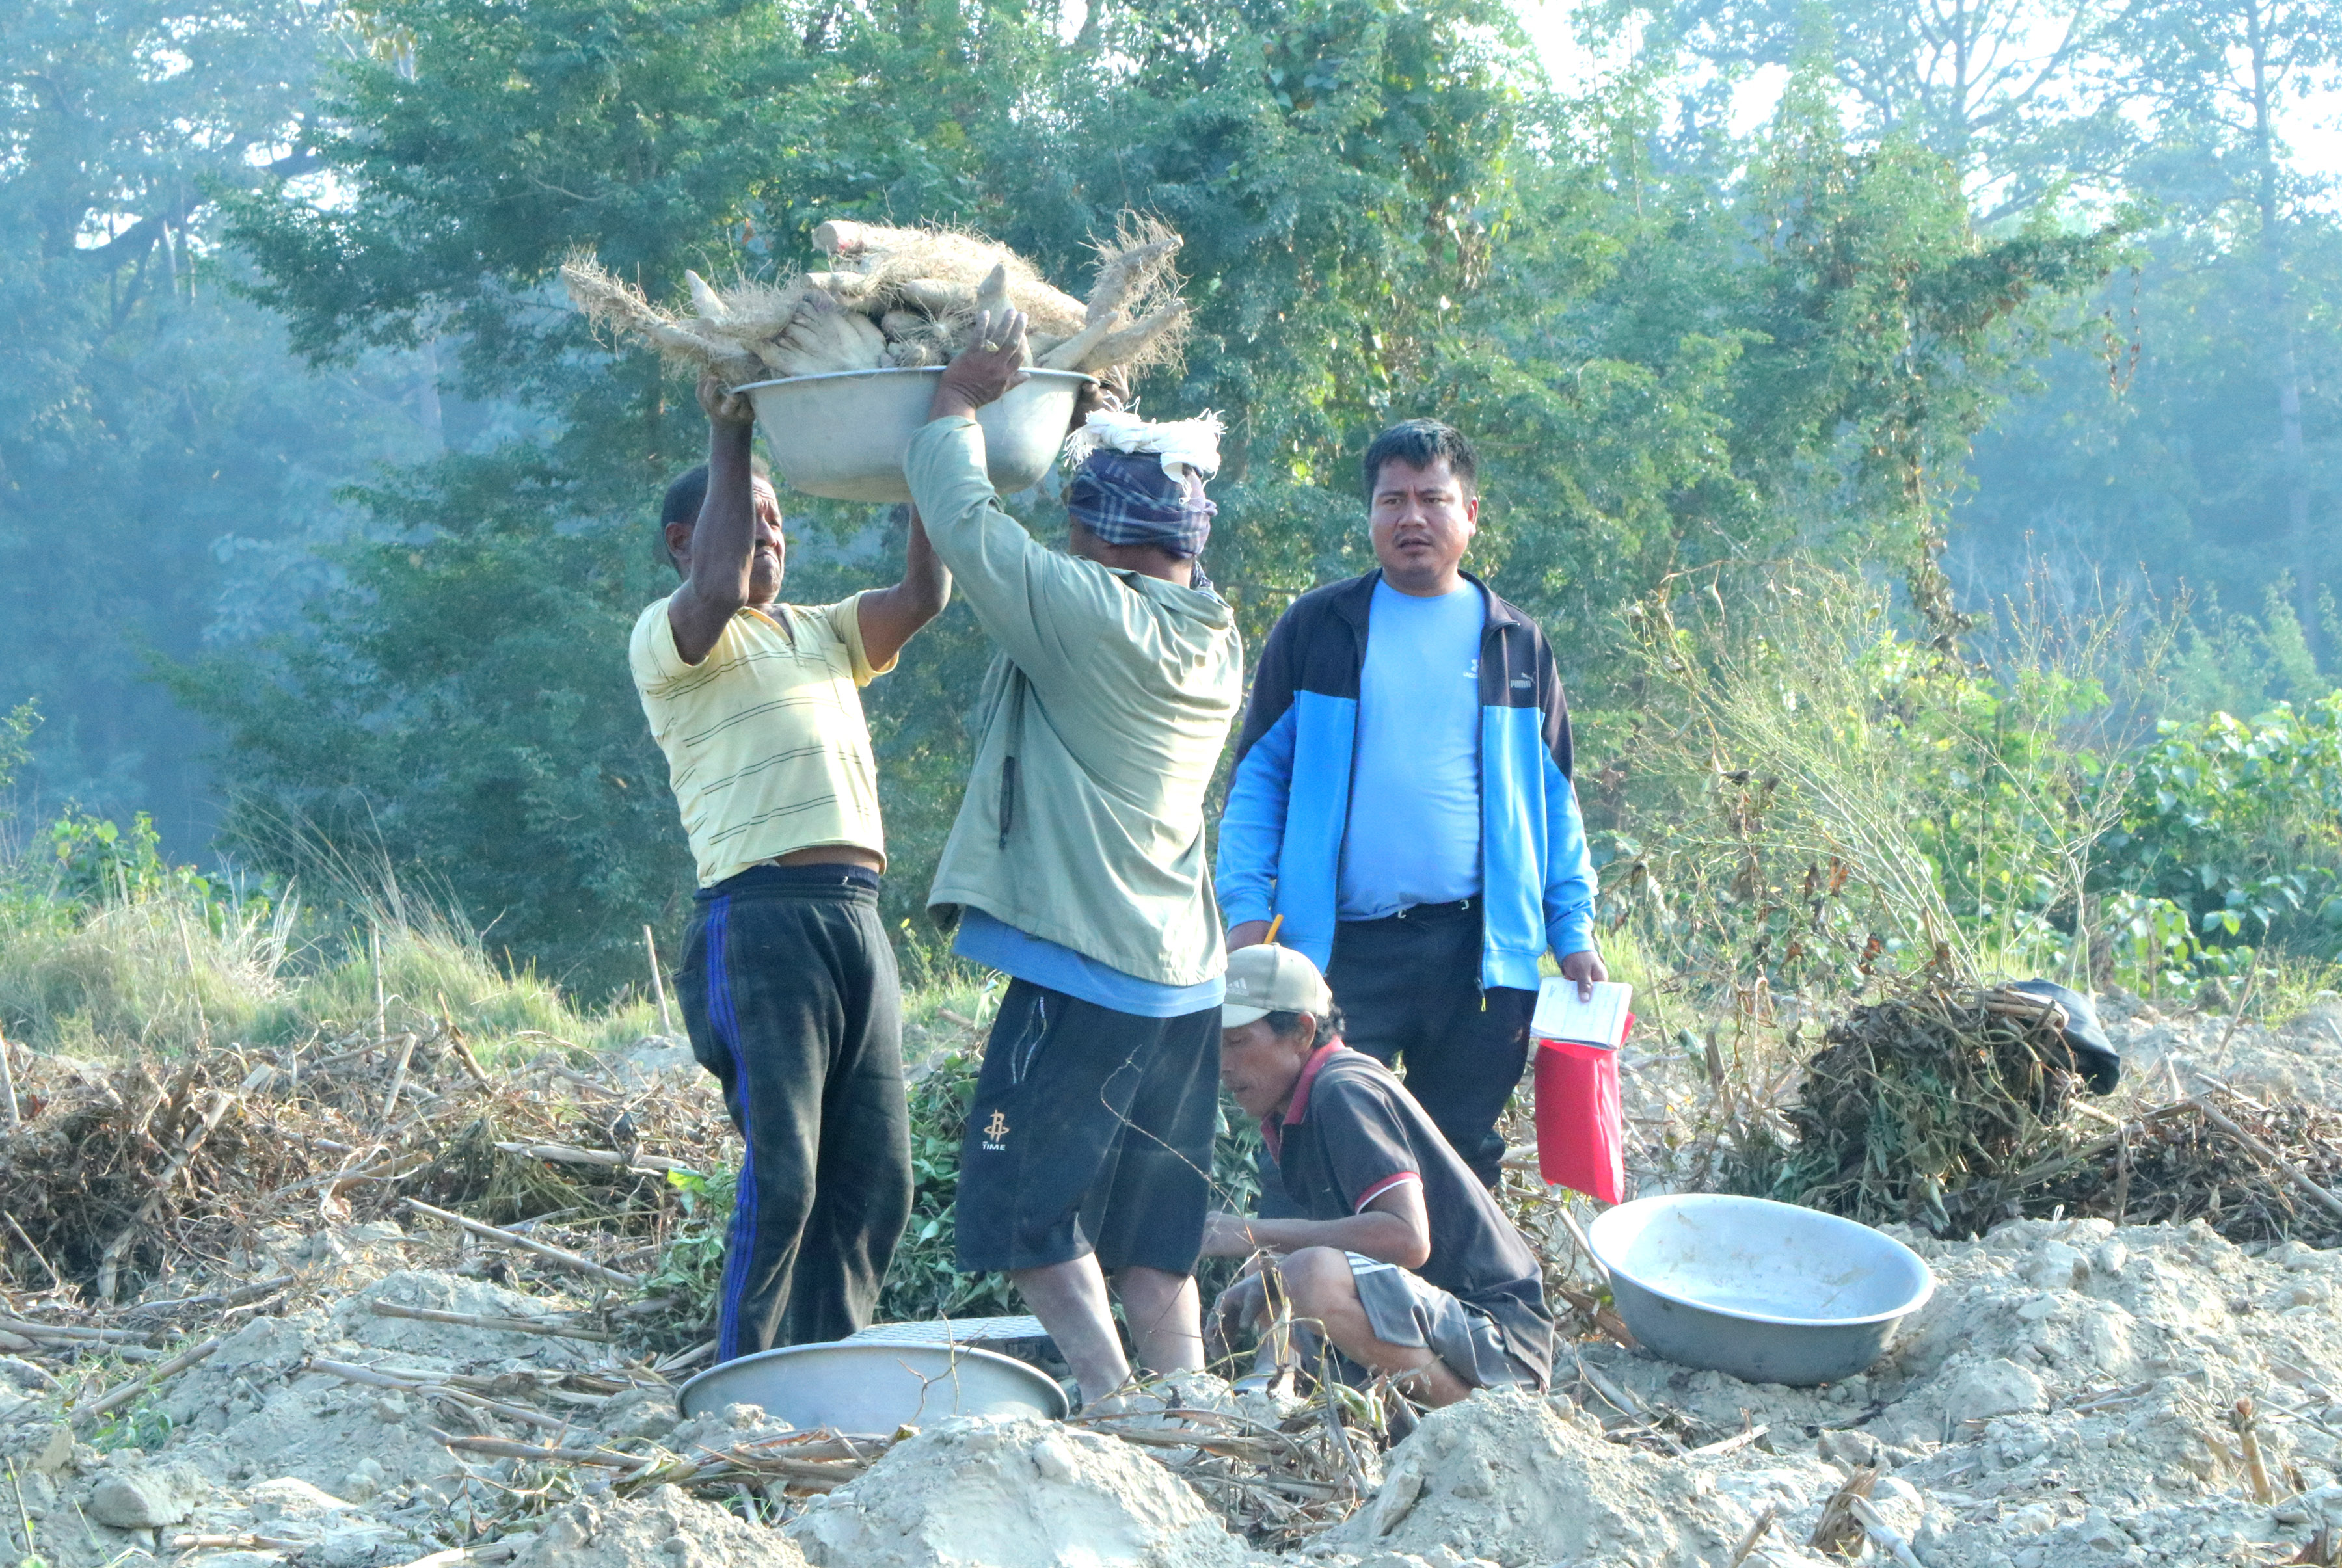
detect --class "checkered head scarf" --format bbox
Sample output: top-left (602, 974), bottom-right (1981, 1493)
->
top-left (1064, 410), bottom-right (1222, 579)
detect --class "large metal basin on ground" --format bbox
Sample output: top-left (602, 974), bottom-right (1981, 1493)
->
top-left (1587, 1193), bottom-right (1935, 1387)
top-left (738, 366), bottom-right (1095, 503)
top-left (677, 1337), bottom-right (1070, 1429)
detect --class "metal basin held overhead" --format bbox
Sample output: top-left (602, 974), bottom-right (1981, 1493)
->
top-left (677, 1338), bottom-right (1069, 1431)
top-left (1587, 1194), bottom-right (1935, 1387)
top-left (737, 367), bottom-right (1096, 504)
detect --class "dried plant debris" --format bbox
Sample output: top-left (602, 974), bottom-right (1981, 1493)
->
top-left (0, 1023), bottom-right (720, 1322)
top-left (561, 216), bottom-right (1187, 387)
top-left (1734, 983), bottom-right (2093, 1236)
top-left (2026, 1094), bottom-right (2342, 1244)
top-left (1726, 981), bottom-right (2342, 1247)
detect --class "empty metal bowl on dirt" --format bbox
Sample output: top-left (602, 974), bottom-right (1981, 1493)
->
top-left (737, 367), bottom-right (1095, 503)
top-left (677, 1338), bottom-right (1070, 1429)
top-left (1587, 1193), bottom-right (1935, 1387)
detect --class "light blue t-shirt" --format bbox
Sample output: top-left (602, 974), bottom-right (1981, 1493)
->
top-left (1337, 578), bottom-right (1485, 920)
top-left (953, 907), bottom-right (1226, 1018)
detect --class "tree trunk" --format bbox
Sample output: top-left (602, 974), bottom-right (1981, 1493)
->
top-left (2244, 0), bottom-right (2317, 658)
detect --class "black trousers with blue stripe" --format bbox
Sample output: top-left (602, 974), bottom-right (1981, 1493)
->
top-left (677, 864), bottom-right (911, 1360)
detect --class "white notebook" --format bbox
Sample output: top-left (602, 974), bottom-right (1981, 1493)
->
top-left (1531, 978), bottom-right (1634, 1049)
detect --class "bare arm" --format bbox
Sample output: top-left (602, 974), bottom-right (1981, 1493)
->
top-left (667, 373), bottom-right (760, 666)
top-left (855, 507), bottom-right (950, 670)
top-left (1200, 1180), bottom-right (1433, 1271)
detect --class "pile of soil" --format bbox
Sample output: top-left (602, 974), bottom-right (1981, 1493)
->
top-left (517, 1486), bottom-right (811, 1568)
top-left (788, 1416), bottom-right (1263, 1568)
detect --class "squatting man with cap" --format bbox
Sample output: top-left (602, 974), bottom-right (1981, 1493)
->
top-left (630, 372), bottom-right (949, 1360)
top-left (903, 308), bottom-right (1244, 1409)
top-left (1202, 943), bottom-right (1555, 1406)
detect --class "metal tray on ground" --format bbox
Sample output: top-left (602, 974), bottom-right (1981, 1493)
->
top-left (1587, 1193), bottom-right (1935, 1387)
top-left (677, 1336), bottom-right (1070, 1427)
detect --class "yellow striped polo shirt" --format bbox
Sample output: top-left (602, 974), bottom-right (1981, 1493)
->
top-left (628, 592), bottom-right (895, 886)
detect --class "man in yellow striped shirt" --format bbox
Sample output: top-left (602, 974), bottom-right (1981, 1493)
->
top-left (630, 373), bottom-right (948, 1359)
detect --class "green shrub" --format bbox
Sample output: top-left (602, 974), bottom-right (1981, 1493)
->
top-left (2099, 695), bottom-right (2342, 961)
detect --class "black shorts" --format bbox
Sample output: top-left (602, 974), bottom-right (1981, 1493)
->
top-left (954, 979), bottom-right (1220, 1277)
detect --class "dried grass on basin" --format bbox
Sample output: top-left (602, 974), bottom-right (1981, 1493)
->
top-left (562, 214), bottom-right (1188, 388)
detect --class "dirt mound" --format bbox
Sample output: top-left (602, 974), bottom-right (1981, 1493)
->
top-left (1317, 1389), bottom-right (1848, 1568)
top-left (516, 1485), bottom-right (810, 1568)
top-left (1539, 1217), bottom-right (2341, 1565)
top-left (787, 1415), bottom-right (1263, 1568)
top-left (2099, 993), bottom-right (2342, 1107)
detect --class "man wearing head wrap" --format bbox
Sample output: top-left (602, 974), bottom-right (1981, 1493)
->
top-left (904, 311), bottom-right (1243, 1411)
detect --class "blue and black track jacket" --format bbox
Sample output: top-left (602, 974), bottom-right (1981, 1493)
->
top-left (1215, 569), bottom-right (1598, 992)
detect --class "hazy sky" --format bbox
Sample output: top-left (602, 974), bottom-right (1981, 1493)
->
top-left (1513, 0), bottom-right (2342, 192)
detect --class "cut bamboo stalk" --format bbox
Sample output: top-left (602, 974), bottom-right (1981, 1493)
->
top-left (0, 1029), bottom-right (19, 1129)
top-left (435, 1432), bottom-right (653, 1469)
top-left (384, 1550), bottom-right (472, 1568)
top-left (3, 1214), bottom-right (61, 1290)
top-left (371, 924), bottom-right (387, 1041)
top-left (643, 926), bottom-right (676, 1037)
top-left (656, 1340), bottom-right (718, 1374)
top-left (2235, 1397), bottom-right (2274, 1502)
top-left (379, 1032), bottom-right (419, 1126)
top-left (311, 1359), bottom-right (592, 1428)
top-left (126, 1276), bottom-right (303, 1322)
top-left (1847, 1495), bottom-right (1925, 1568)
top-left (368, 1299), bottom-right (617, 1344)
top-left (0, 1318), bottom-right (155, 1345)
top-left (1727, 1503), bottom-right (1778, 1567)
top-left (438, 995), bottom-right (494, 1087)
top-left (1573, 1353), bottom-right (1640, 1416)
top-left (401, 1199), bottom-right (642, 1289)
top-left (495, 1141), bottom-right (699, 1178)
top-left (1554, 1206), bottom-right (1609, 1287)
top-left (74, 1335), bottom-right (222, 1423)
top-left (1685, 1424), bottom-right (1768, 1457)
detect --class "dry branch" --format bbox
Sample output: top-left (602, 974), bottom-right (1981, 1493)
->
top-left (402, 1199), bottom-right (641, 1289)
top-left (368, 1299), bottom-right (617, 1344)
top-left (74, 1333), bottom-right (221, 1422)
top-left (2188, 1093), bottom-right (2342, 1224)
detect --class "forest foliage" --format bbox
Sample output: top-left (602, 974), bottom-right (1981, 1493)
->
top-left (1, 0), bottom-right (2337, 1009)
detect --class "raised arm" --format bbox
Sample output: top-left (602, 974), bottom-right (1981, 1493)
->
top-left (905, 310), bottom-right (1108, 675)
top-left (855, 507), bottom-right (951, 669)
top-left (667, 373), bottom-right (762, 666)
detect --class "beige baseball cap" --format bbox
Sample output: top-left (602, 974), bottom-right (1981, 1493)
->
top-left (1222, 943), bottom-right (1334, 1028)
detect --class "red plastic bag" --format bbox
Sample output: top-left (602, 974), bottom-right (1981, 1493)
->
top-left (1533, 1020), bottom-right (1631, 1203)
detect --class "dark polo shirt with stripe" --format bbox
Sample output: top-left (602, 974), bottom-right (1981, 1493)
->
top-left (1265, 1042), bottom-right (1554, 1385)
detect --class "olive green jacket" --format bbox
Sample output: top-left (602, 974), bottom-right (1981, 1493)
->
top-left (906, 416), bottom-right (1243, 987)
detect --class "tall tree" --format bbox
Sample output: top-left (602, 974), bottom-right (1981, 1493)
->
top-left (178, 0), bottom-right (2116, 991)
top-left (1611, 0), bottom-right (2150, 221)
top-left (2128, 0), bottom-right (2338, 650)
top-left (0, 0), bottom-right (434, 847)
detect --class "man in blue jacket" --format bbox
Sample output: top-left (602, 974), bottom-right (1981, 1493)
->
top-left (1217, 419), bottom-right (1604, 1191)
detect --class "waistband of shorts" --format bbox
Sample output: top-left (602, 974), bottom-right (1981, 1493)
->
top-left (697, 863), bottom-right (882, 901)
top-left (1336, 894), bottom-right (1481, 929)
